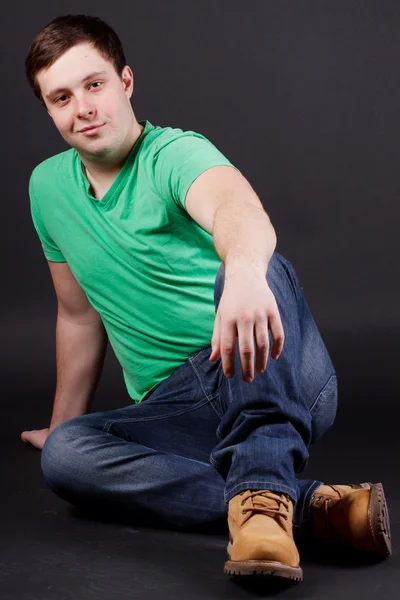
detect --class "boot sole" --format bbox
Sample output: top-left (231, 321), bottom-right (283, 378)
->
top-left (369, 482), bottom-right (392, 557)
top-left (224, 542), bottom-right (303, 580)
top-left (224, 558), bottom-right (303, 580)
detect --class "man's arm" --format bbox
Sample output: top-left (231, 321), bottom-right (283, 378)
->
top-left (184, 165), bottom-right (284, 382)
top-left (21, 261), bottom-right (108, 449)
top-left (185, 165), bottom-right (276, 267)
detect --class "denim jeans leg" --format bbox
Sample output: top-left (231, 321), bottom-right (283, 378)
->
top-left (41, 356), bottom-right (228, 530)
top-left (207, 252), bottom-right (337, 526)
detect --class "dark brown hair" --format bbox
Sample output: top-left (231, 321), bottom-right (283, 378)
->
top-left (25, 14), bottom-right (127, 102)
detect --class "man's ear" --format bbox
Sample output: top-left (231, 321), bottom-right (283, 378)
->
top-left (122, 65), bottom-right (134, 99)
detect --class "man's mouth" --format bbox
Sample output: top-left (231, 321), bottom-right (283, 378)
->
top-left (79, 124), bottom-right (105, 135)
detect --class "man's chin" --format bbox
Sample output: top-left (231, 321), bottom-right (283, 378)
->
top-left (74, 142), bottom-right (111, 160)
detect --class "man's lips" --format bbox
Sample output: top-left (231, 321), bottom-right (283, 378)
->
top-left (79, 124), bottom-right (105, 134)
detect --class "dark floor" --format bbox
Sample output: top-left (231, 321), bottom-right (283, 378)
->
top-left (1, 327), bottom-right (399, 599)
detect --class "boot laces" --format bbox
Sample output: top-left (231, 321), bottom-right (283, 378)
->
top-left (318, 485), bottom-right (344, 513)
top-left (241, 491), bottom-right (290, 521)
top-left (315, 485), bottom-right (344, 536)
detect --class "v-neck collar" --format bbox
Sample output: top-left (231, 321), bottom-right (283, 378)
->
top-left (77, 120), bottom-right (153, 210)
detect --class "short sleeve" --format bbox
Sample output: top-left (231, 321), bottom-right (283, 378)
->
top-left (29, 173), bottom-right (66, 262)
top-left (152, 131), bottom-right (241, 210)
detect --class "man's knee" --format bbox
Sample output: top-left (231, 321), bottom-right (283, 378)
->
top-left (41, 420), bottom-right (83, 492)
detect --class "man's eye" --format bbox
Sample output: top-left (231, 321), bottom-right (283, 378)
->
top-left (55, 96), bottom-right (68, 104)
top-left (90, 81), bottom-right (103, 89)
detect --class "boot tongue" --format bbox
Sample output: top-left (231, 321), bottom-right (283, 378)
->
top-left (252, 492), bottom-right (281, 511)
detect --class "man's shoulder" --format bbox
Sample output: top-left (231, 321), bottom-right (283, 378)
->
top-left (146, 122), bottom-right (209, 154)
top-left (30, 148), bottom-right (76, 189)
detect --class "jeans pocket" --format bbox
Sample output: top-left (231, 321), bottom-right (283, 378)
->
top-left (189, 346), bottom-right (212, 364)
top-left (309, 374), bottom-right (338, 444)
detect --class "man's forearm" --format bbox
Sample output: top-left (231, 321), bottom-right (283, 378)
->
top-left (212, 199), bottom-right (277, 278)
top-left (49, 313), bottom-right (108, 431)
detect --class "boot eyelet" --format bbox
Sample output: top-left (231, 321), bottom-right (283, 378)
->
top-left (241, 500), bottom-right (245, 506)
top-left (239, 491), bottom-right (245, 496)
top-left (242, 509), bottom-right (247, 515)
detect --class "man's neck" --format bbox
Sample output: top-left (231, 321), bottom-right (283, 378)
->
top-left (80, 120), bottom-right (144, 200)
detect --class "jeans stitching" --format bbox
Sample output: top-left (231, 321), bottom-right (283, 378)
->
top-left (309, 374), bottom-right (337, 414)
top-left (189, 346), bottom-right (212, 365)
top-left (208, 396), bottom-right (223, 420)
top-left (190, 348), bottom-right (224, 420)
top-left (102, 391), bottom-right (219, 433)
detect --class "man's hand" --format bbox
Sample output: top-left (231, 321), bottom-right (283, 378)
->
top-left (209, 268), bottom-right (285, 382)
top-left (21, 428), bottom-right (50, 450)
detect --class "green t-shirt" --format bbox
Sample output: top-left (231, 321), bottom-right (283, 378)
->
top-left (29, 120), bottom-right (239, 402)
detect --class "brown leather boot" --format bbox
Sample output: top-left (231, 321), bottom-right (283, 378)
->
top-left (310, 482), bottom-right (391, 557)
top-left (224, 490), bottom-right (303, 581)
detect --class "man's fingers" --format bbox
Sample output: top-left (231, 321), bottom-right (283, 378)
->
top-left (268, 309), bottom-right (285, 359)
top-left (237, 318), bottom-right (256, 382)
top-left (254, 318), bottom-right (270, 373)
top-left (209, 285), bottom-right (284, 380)
top-left (220, 319), bottom-right (237, 378)
top-left (210, 311), bottom-right (221, 361)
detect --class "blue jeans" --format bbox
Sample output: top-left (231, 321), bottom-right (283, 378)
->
top-left (41, 252), bottom-right (337, 530)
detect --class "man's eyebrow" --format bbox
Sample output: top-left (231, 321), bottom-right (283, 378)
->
top-left (46, 70), bottom-right (107, 99)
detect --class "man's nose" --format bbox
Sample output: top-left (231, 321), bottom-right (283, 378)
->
top-left (76, 98), bottom-right (96, 119)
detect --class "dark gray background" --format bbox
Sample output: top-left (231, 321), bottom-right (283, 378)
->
top-left (1, 2), bottom-right (399, 599)
top-left (4, 0), bottom-right (398, 423)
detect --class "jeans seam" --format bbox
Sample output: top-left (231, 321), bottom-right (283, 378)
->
top-left (103, 391), bottom-right (219, 433)
top-left (208, 396), bottom-right (223, 420)
top-left (189, 346), bottom-right (212, 365)
top-left (190, 348), bottom-right (224, 420)
top-left (309, 373), bottom-right (337, 414)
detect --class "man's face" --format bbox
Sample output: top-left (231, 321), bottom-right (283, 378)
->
top-left (37, 42), bottom-right (134, 159)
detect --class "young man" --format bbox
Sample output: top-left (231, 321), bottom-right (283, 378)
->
top-left (23, 15), bottom-right (391, 582)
